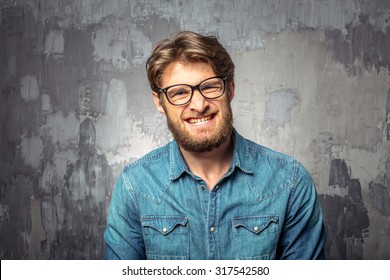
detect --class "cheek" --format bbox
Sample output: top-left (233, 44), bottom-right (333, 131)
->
top-left (165, 107), bottom-right (184, 124)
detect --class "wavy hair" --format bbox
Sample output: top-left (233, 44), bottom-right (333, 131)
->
top-left (146, 31), bottom-right (235, 92)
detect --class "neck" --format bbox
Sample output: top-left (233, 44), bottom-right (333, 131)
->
top-left (179, 134), bottom-right (234, 190)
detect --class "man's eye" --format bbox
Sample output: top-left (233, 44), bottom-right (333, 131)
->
top-left (201, 83), bottom-right (221, 91)
top-left (169, 88), bottom-right (190, 97)
top-left (175, 90), bottom-right (187, 95)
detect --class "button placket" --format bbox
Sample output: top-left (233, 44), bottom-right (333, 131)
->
top-left (207, 190), bottom-right (218, 258)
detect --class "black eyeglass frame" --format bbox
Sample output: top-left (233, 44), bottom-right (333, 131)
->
top-left (158, 76), bottom-right (228, 106)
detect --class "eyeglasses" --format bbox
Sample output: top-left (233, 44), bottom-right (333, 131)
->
top-left (158, 76), bottom-right (227, 106)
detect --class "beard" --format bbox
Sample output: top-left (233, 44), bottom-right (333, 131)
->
top-left (165, 99), bottom-right (233, 153)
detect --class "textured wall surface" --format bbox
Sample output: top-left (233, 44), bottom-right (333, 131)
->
top-left (0, 0), bottom-right (389, 259)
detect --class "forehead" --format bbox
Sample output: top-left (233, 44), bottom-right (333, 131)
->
top-left (162, 61), bottom-right (216, 87)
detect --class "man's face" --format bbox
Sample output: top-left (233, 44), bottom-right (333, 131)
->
top-left (153, 62), bottom-right (234, 153)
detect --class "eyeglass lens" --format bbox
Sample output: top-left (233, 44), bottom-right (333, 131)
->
top-left (166, 77), bottom-right (225, 105)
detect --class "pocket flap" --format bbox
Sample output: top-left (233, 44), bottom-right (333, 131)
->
top-left (232, 215), bottom-right (278, 234)
top-left (141, 216), bottom-right (188, 235)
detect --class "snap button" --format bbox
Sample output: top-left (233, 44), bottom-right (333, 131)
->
top-left (210, 226), bottom-right (215, 232)
top-left (200, 185), bottom-right (205, 191)
top-left (215, 185), bottom-right (219, 190)
top-left (162, 227), bottom-right (167, 233)
top-left (253, 226), bottom-right (259, 231)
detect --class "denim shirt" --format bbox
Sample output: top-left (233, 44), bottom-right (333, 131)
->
top-left (104, 129), bottom-right (326, 260)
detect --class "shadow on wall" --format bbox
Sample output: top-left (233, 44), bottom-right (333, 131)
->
top-left (320, 159), bottom-right (376, 259)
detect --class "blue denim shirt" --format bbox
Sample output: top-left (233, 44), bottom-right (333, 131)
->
top-left (104, 129), bottom-right (326, 259)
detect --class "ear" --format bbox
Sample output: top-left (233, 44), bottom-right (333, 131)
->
top-left (152, 92), bottom-right (166, 114)
top-left (227, 80), bottom-right (235, 102)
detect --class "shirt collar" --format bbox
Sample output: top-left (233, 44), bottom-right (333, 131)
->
top-left (230, 128), bottom-right (253, 174)
top-left (169, 140), bottom-right (189, 180)
top-left (168, 128), bottom-right (253, 181)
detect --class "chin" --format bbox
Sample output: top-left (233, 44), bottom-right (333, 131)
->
top-left (178, 132), bottom-right (229, 153)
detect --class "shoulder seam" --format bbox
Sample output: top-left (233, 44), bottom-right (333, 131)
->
top-left (286, 160), bottom-right (301, 213)
top-left (124, 146), bottom-right (170, 171)
top-left (246, 140), bottom-right (295, 163)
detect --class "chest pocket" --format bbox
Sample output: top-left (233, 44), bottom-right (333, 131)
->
top-left (141, 216), bottom-right (189, 260)
top-left (232, 215), bottom-right (279, 260)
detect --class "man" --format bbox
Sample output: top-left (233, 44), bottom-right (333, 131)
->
top-left (104, 31), bottom-right (326, 260)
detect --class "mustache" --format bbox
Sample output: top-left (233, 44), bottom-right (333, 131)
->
top-left (183, 108), bottom-right (218, 119)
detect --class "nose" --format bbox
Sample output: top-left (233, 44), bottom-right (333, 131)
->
top-left (188, 89), bottom-right (209, 112)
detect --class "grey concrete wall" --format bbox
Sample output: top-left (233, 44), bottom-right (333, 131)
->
top-left (0, 0), bottom-right (389, 259)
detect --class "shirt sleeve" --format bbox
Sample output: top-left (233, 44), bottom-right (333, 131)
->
top-left (277, 162), bottom-right (326, 259)
top-left (103, 172), bottom-right (146, 259)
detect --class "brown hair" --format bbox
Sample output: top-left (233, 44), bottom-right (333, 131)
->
top-left (146, 31), bottom-right (235, 92)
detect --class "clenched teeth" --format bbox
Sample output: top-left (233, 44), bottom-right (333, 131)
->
top-left (187, 115), bottom-right (213, 124)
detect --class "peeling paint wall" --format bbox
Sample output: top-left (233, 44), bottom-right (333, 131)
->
top-left (0, 0), bottom-right (389, 259)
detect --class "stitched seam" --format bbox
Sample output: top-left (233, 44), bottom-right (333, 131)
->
top-left (286, 160), bottom-right (300, 214)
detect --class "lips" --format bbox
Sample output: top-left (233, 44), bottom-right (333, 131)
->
top-left (186, 114), bottom-right (215, 125)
